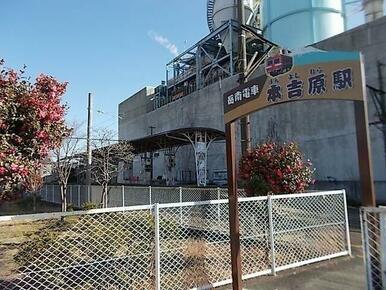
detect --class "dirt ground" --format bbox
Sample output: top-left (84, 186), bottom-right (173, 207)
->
top-left (0, 198), bottom-right (61, 216)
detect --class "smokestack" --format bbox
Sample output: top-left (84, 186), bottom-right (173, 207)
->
top-left (362, 0), bottom-right (384, 22)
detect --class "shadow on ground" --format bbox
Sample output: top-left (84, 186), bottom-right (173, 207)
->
top-left (222, 207), bottom-right (365, 290)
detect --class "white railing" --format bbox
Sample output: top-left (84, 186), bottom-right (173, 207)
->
top-left (361, 207), bottom-right (386, 290)
top-left (0, 190), bottom-right (350, 290)
top-left (38, 184), bottom-right (246, 208)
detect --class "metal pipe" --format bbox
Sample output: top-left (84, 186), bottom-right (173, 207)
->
top-left (238, 0), bottom-right (251, 154)
top-left (154, 204), bottom-right (161, 290)
top-left (238, 0), bottom-right (247, 74)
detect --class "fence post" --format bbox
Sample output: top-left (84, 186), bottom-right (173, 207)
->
top-left (149, 186), bottom-right (152, 205)
top-left (217, 187), bottom-right (221, 222)
top-left (268, 195), bottom-right (276, 276)
top-left (362, 209), bottom-right (372, 290)
top-left (342, 190), bottom-right (352, 256)
top-left (154, 203), bottom-right (161, 290)
top-left (179, 187), bottom-right (183, 224)
top-left (69, 185), bottom-right (73, 205)
top-left (122, 185), bottom-right (125, 207)
top-left (87, 185), bottom-right (91, 203)
top-left (78, 185), bottom-right (81, 208)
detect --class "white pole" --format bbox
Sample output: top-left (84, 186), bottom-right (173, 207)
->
top-left (342, 190), bottom-right (352, 256)
top-left (122, 185), bottom-right (125, 207)
top-left (149, 186), bottom-right (152, 205)
top-left (154, 203), bottom-right (161, 290)
top-left (268, 195), bottom-right (276, 275)
top-left (179, 186), bottom-right (183, 224)
top-left (362, 210), bottom-right (372, 290)
top-left (217, 187), bottom-right (221, 222)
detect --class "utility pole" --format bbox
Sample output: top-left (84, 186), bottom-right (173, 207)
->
top-left (239, 0), bottom-right (251, 154)
top-left (149, 126), bottom-right (156, 185)
top-left (86, 93), bottom-right (92, 201)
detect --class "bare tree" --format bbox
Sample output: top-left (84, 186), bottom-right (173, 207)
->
top-left (52, 126), bottom-right (83, 211)
top-left (24, 168), bottom-right (43, 213)
top-left (92, 129), bottom-right (134, 208)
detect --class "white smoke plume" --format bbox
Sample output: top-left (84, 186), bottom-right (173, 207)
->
top-left (148, 30), bottom-right (179, 57)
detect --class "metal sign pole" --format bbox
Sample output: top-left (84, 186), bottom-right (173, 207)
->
top-left (225, 122), bottom-right (242, 289)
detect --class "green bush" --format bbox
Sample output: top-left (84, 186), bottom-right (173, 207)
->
top-left (66, 203), bottom-right (74, 211)
top-left (81, 202), bottom-right (99, 210)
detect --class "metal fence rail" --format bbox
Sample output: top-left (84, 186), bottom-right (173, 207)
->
top-left (361, 207), bottom-right (386, 290)
top-left (39, 185), bottom-right (247, 209)
top-left (0, 190), bottom-right (350, 290)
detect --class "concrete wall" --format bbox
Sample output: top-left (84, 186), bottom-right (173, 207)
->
top-left (118, 86), bottom-right (154, 138)
top-left (118, 75), bottom-right (239, 141)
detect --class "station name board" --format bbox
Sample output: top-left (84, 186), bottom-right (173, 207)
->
top-left (223, 51), bottom-right (364, 123)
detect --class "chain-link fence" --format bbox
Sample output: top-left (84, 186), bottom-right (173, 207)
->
top-left (0, 205), bottom-right (155, 290)
top-left (1, 190), bottom-right (350, 290)
top-left (361, 207), bottom-right (386, 290)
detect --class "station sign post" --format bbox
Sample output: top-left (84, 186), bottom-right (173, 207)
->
top-left (224, 50), bottom-right (375, 289)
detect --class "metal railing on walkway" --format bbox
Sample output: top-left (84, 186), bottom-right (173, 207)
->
top-left (361, 207), bottom-right (386, 290)
top-left (0, 190), bottom-right (350, 290)
top-left (38, 184), bottom-right (247, 208)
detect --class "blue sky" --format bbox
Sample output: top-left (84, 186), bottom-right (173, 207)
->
top-left (0, 0), bottom-right (208, 135)
top-left (0, 0), bottom-right (373, 136)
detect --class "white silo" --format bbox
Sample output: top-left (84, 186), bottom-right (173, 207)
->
top-left (260, 0), bottom-right (345, 50)
top-left (363, 0), bottom-right (384, 22)
top-left (207, 0), bottom-right (259, 53)
top-left (207, 0), bottom-right (256, 32)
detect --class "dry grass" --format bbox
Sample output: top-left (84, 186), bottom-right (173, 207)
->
top-left (0, 199), bottom-right (61, 216)
top-left (0, 220), bottom-right (48, 278)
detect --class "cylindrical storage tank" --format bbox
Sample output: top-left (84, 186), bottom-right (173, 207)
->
top-left (261, 0), bottom-right (345, 50)
top-left (363, 0), bottom-right (384, 23)
top-left (207, 0), bottom-right (256, 53)
top-left (207, 0), bottom-right (254, 32)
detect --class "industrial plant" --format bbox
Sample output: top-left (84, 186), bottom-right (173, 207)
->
top-left (118, 0), bottom-right (386, 203)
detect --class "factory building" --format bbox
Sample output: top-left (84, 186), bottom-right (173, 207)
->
top-left (118, 0), bottom-right (386, 202)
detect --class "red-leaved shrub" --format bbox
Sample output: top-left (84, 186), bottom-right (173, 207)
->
top-left (239, 142), bottom-right (315, 196)
top-left (0, 59), bottom-right (69, 199)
